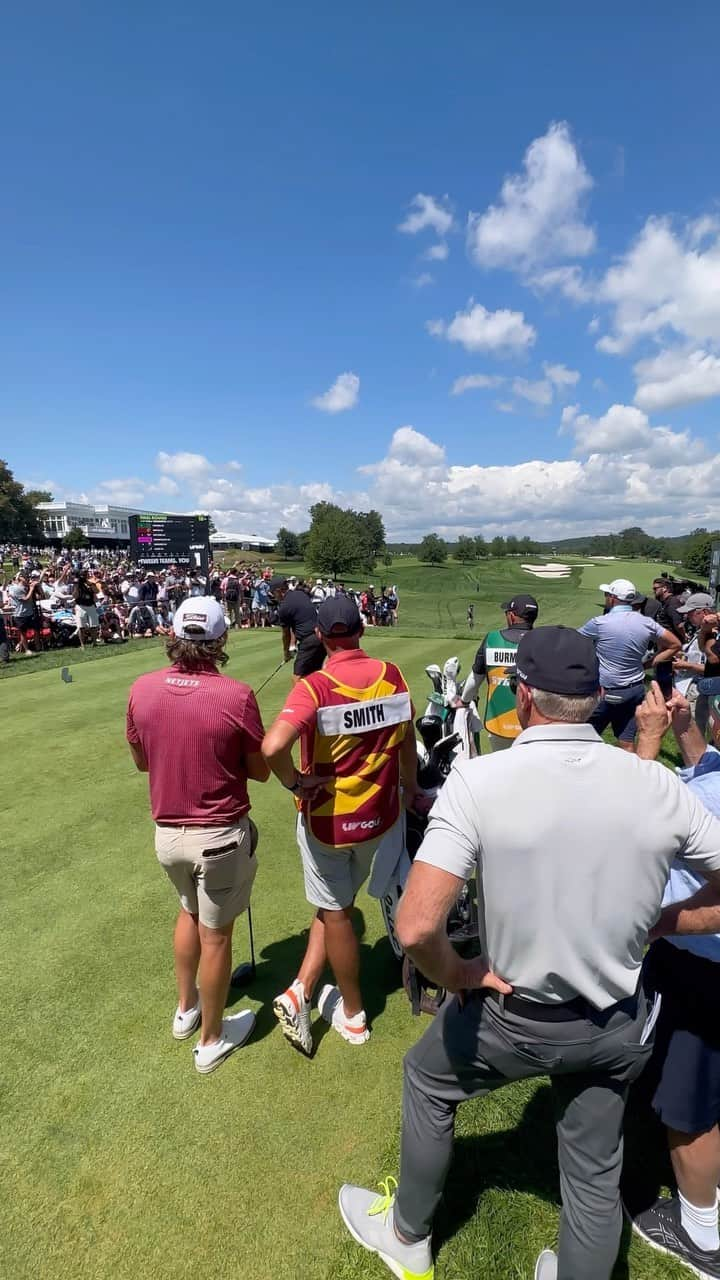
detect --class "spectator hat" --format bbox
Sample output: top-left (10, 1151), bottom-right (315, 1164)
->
top-left (268, 575), bottom-right (288, 594)
top-left (317, 596), bottom-right (362, 636)
top-left (172, 596), bottom-right (227, 641)
top-left (501, 594), bottom-right (539, 620)
top-left (516, 626), bottom-right (600, 696)
top-left (678, 591), bottom-right (714, 613)
top-left (598, 578), bottom-right (636, 602)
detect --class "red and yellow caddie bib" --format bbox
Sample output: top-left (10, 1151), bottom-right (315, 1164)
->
top-left (299, 660), bottom-right (412, 848)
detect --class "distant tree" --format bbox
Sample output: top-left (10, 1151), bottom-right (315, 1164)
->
top-left (64, 527), bottom-right (89, 549)
top-left (454, 535), bottom-right (477, 562)
top-left (505, 534), bottom-right (519, 556)
top-left (684, 534), bottom-right (713, 579)
top-left (305, 502), bottom-right (374, 579)
top-left (356, 509), bottom-right (386, 563)
top-left (0, 460), bottom-right (51, 540)
top-left (383, 551), bottom-right (393, 567)
top-left (518, 536), bottom-right (537, 556)
top-left (490, 536), bottom-right (506, 558)
top-left (276, 526), bottom-right (301, 558)
top-left (208, 518), bottom-right (217, 536)
top-left (474, 534), bottom-right (487, 558)
top-left (297, 530), bottom-right (310, 559)
top-left (419, 533), bottom-right (448, 564)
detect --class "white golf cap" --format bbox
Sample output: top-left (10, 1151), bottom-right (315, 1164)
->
top-left (599, 578), bottom-right (636, 602)
top-left (172, 596), bottom-right (227, 641)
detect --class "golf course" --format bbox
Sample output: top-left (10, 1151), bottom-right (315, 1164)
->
top-left (3, 556), bottom-right (689, 1279)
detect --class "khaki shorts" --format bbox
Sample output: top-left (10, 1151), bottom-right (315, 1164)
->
top-left (154, 817), bottom-right (257, 928)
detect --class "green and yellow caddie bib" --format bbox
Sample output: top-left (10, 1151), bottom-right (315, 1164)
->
top-left (483, 628), bottom-right (521, 740)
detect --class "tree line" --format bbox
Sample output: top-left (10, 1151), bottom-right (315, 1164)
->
top-left (277, 503), bottom-right (389, 579)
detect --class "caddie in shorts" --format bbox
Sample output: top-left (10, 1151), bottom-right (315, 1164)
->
top-left (462, 594), bottom-right (539, 750)
top-left (262, 595), bottom-right (420, 1054)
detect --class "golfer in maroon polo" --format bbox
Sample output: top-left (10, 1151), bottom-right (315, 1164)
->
top-left (126, 596), bottom-right (270, 1073)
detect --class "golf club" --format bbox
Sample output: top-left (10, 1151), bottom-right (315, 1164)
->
top-left (255, 659), bottom-right (286, 696)
top-left (231, 905), bottom-right (257, 987)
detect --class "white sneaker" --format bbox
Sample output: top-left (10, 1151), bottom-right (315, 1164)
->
top-left (317, 985), bottom-right (370, 1045)
top-left (192, 1009), bottom-right (255, 1074)
top-left (534, 1250), bottom-right (557, 1280)
top-left (273, 979), bottom-right (313, 1055)
top-left (172, 1002), bottom-right (201, 1040)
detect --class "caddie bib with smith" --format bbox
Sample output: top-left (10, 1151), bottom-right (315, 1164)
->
top-left (298, 660), bottom-right (412, 847)
top-left (484, 628), bottom-right (521, 740)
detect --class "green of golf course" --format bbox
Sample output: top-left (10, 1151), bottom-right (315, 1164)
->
top-left (2, 557), bottom-right (688, 1278)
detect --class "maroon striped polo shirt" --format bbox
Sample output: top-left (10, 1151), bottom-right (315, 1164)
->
top-left (126, 663), bottom-right (265, 824)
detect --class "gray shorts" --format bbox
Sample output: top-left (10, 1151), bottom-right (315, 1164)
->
top-left (296, 813), bottom-right (401, 911)
top-left (155, 817), bottom-right (257, 928)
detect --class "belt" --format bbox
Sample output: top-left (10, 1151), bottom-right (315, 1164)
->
top-left (487, 989), bottom-right (613, 1023)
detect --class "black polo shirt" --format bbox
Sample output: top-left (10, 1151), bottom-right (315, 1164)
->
top-left (278, 590), bottom-right (318, 643)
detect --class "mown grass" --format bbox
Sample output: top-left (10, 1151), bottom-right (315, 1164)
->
top-left (1, 563), bottom-right (688, 1279)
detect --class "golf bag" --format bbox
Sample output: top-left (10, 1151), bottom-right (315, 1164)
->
top-left (374, 657), bottom-right (482, 1015)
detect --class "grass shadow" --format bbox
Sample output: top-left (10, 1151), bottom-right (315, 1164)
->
top-left (225, 907), bottom-right (403, 1051)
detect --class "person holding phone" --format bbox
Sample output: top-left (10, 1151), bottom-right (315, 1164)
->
top-left (579, 578), bottom-right (680, 751)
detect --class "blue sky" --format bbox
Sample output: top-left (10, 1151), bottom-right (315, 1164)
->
top-left (4, 2), bottom-right (720, 539)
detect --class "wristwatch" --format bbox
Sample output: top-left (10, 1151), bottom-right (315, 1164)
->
top-left (284, 771), bottom-right (303, 795)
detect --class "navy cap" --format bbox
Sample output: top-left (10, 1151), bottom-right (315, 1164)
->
top-left (501, 593), bottom-right (539, 620)
top-left (516, 625), bottom-right (599, 696)
top-left (268, 575), bottom-right (288, 594)
top-left (317, 595), bottom-right (363, 636)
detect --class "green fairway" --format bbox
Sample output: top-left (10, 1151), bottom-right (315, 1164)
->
top-left (2, 570), bottom-right (687, 1279)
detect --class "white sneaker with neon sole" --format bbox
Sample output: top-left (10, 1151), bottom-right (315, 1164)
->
top-left (317, 985), bottom-right (370, 1045)
top-left (192, 1009), bottom-right (256, 1074)
top-left (338, 1180), bottom-right (433, 1280)
top-left (273, 979), bottom-right (313, 1055)
top-left (172, 1002), bottom-right (201, 1040)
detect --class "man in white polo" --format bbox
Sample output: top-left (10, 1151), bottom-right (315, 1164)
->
top-left (337, 627), bottom-right (720, 1280)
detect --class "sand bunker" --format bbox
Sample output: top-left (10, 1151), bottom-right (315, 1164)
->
top-left (521, 562), bottom-right (573, 579)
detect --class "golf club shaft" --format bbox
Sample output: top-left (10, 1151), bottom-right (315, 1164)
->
top-left (255, 660), bottom-right (285, 695)
top-left (247, 904), bottom-right (256, 972)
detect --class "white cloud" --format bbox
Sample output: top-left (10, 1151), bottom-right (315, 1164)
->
top-left (428, 300), bottom-right (536, 354)
top-left (467, 122), bottom-right (596, 270)
top-left (412, 272), bottom-right (435, 289)
top-left (513, 377), bottom-right (554, 407)
top-left (496, 401), bottom-right (515, 414)
top-left (451, 374), bottom-right (505, 395)
top-left (560, 404), bottom-right (580, 427)
top-left (634, 347), bottom-right (720, 411)
top-left (592, 377), bottom-right (606, 391)
top-left (588, 316), bottom-right (601, 334)
top-left (597, 216), bottom-right (720, 353)
top-left (398, 194), bottom-right (454, 237)
top-left (530, 265), bottom-right (592, 302)
top-left (425, 242), bottom-right (449, 261)
top-left (156, 451), bottom-right (213, 480)
top-left (543, 362), bottom-right (580, 388)
top-left (150, 475), bottom-right (180, 496)
top-left (311, 371), bottom-right (360, 413)
top-left (354, 424), bottom-right (720, 539)
top-left (567, 402), bottom-right (701, 464)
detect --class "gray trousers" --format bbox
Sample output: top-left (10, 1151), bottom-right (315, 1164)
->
top-left (395, 989), bottom-right (653, 1280)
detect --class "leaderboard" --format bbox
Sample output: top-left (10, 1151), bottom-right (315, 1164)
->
top-left (128, 514), bottom-right (210, 574)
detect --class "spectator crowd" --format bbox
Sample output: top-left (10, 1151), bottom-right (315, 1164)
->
top-left (0, 542), bottom-right (400, 665)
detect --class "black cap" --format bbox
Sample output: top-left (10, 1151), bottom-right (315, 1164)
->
top-left (268, 575), bottom-right (288, 593)
top-left (501, 593), bottom-right (539, 620)
top-left (317, 596), bottom-right (363, 636)
top-left (516, 626), bottom-right (599, 696)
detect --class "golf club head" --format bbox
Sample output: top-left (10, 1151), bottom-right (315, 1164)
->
top-left (416, 714), bottom-right (444, 755)
top-left (230, 962), bottom-right (255, 987)
top-left (425, 664), bottom-right (443, 694)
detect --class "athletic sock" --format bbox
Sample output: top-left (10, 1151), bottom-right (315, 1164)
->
top-left (679, 1190), bottom-right (720, 1252)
